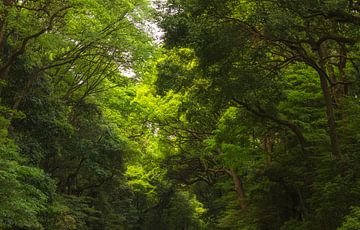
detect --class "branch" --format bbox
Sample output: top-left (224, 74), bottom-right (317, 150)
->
top-left (232, 98), bottom-right (308, 156)
top-left (0, 4), bottom-right (74, 79)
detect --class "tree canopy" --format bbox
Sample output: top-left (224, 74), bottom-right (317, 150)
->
top-left (1, 0), bottom-right (360, 229)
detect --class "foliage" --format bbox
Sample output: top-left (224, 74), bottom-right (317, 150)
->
top-left (2, 0), bottom-right (360, 229)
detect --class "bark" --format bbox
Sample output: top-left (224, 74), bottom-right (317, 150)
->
top-left (261, 134), bottom-right (275, 164)
top-left (225, 169), bottom-right (246, 209)
top-left (297, 44), bottom-right (342, 159)
top-left (320, 44), bottom-right (348, 102)
top-left (317, 45), bottom-right (342, 159)
top-left (338, 45), bottom-right (348, 96)
top-left (0, 18), bottom-right (6, 57)
top-left (318, 71), bottom-right (342, 158)
top-left (3, 0), bottom-right (15, 5)
top-left (296, 187), bottom-right (309, 220)
top-left (208, 150), bottom-right (247, 209)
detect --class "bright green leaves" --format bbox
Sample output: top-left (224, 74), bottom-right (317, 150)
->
top-left (210, 107), bottom-right (260, 169)
top-left (126, 165), bottom-right (157, 193)
top-left (338, 207), bottom-right (360, 230)
top-left (156, 48), bottom-right (198, 95)
top-left (3, 0), bottom-right (360, 228)
top-left (0, 0), bottom-right (156, 224)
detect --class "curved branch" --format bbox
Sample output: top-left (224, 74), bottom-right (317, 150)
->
top-left (232, 98), bottom-right (308, 156)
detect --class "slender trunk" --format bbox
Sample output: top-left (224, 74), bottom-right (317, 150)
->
top-left (327, 65), bottom-right (342, 103)
top-left (214, 148), bottom-right (247, 209)
top-left (319, 72), bottom-right (342, 158)
top-left (0, 21), bottom-right (6, 96)
top-left (318, 45), bottom-right (342, 159)
top-left (226, 169), bottom-right (246, 209)
top-left (339, 45), bottom-right (348, 96)
top-left (321, 44), bottom-right (347, 102)
top-left (296, 187), bottom-right (308, 220)
top-left (261, 134), bottom-right (274, 164)
top-left (0, 19), bottom-right (6, 57)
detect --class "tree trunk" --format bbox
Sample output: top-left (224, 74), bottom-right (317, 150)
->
top-left (226, 169), bottom-right (246, 209)
top-left (318, 72), bottom-right (342, 158)
top-left (338, 45), bottom-right (348, 96)
top-left (317, 45), bottom-right (342, 159)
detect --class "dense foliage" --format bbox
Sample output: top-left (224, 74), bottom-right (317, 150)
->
top-left (1, 0), bottom-right (360, 229)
